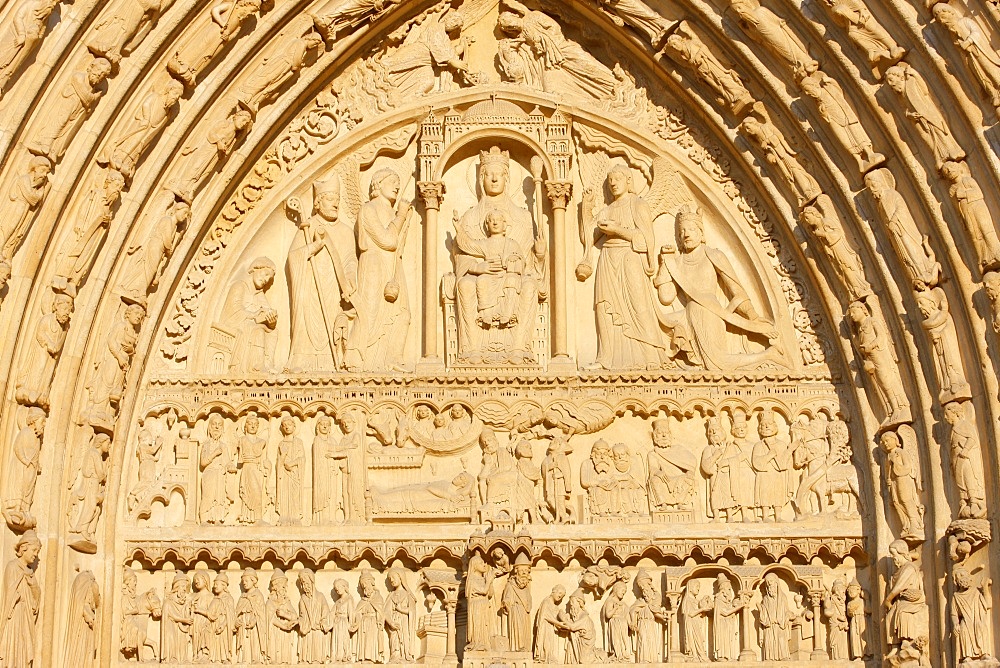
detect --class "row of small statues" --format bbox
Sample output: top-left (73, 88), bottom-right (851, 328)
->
top-left (126, 407), bottom-right (860, 528)
top-left (115, 560), bottom-right (870, 665)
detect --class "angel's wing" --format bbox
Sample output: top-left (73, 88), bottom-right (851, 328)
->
top-left (644, 156), bottom-right (694, 221)
top-left (336, 157), bottom-right (363, 224)
top-left (897, 424), bottom-right (923, 492)
top-left (456, 0), bottom-right (498, 29)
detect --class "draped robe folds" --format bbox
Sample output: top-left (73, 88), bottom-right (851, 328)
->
top-left (533, 596), bottom-right (561, 662)
top-left (209, 591), bottom-right (235, 662)
top-left (593, 194), bottom-right (668, 369)
top-left (502, 580), bottom-right (532, 652)
top-left (235, 589), bottom-right (268, 662)
top-left (661, 245), bottom-right (776, 370)
top-left (886, 561), bottom-right (926, 645)
top-left (15, 312), bottom-right (65, 408)
top-left (384, 586), bottom-right (416, 660)
top-left (267, 594), bottom-right (298, 663)
top-left (601, 596), bottom-right (630, 661)
top-left (344, 197), bottom-right (409, 372)
top-left (191, 589), bottom-right (214, 659)
top-left (355, 593), bottom-right (385, 662)
top-left (847, 596), bottom-right (867, 659)
top-left (238, 434), bottom-right (268, 524)
top-left (758, 591), bottom-right (790, 661)
top-left (898, 70), bottom-right (965, 166)
top-left (331, 596), bottom-right (354, 661)
top-left (752, 436), bottom-right (792, 511)
top-left (564, 611), bottom-right (599, 663)
top-left (63, 575), bottom-right (99, 667)
top-left (713, 590), bottom-right (741, 661)
top-left (518, 9), bottom-right (616, 98)
top-left (953, 586), bottom-right (990, 659)
top-left (298, 591), bottom-right (331, 662)
top-left (738, 5), bottom-right (813, 73)
top-left (386, 16), bottom-right (460, 99)
top-left (341, 430), bottom-right (366, 522)
top-left (221, 278), bottom-right (275, 373)
top-left (312, 433), bottom-right (343, 523)
top-left (161, 595), bottom-right (192, 662)
top-left (647, 445), bottom-right (696, 510)
top-left (4, 422), bottom-right (40, 517)
top-left (628, 599), bottom-right (662, 662)
top-left (200, 437), bottom-right (233, 524)
top-left (878, 190), bottom-right (940, 285)
top-left (286, 219), bottom-right (357, 371)
top-left (955, 16), bottom-right (1000, 107)
top-left (275, 436), bottom-right (304, 522)
top-left (456, 193), bottom-right (543, 357)
top-left (465, 559), bottom-right (495, 651)
top-left (680, 592), bottom-right (708, 660)
top-left (0, 560), bottom-right (40, 668)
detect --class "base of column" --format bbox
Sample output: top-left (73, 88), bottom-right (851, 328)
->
top-left (547, 354), bottom-right (576, 373)
top-left (739, 650), bottom-right (758, 661)
top-left (415, 356), bottom-right (446, 374)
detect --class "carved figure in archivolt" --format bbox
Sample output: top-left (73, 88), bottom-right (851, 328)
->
top-left (200, 413), bottom-right (235, 524)
top-left (127, 427), bottom-right (161, 513)
top-left (864, 168), bottom-right (941, 289)
top-left (267, 570), bottom-right (297, 662)
top-left (599, 0), bottom-right (675, 48)
top-left (275, 414), bottom-right (305, 525)
top-left (0, 0), bottom-right (61, 95)
top-left (102, 78), bottom-right (184, 180)
top-left (933, 4), bottom-right (1000, 113)
top-left (656, 206), bottom-right (785, 370)
top-left (297, 569), bottom-right (330, 663)
top-left (121, 568), bottom-right (161, 662)
top-left (286, 176), bottom-right (357, 372)
top-left (67, 432), bottom-right (111, 549)
top-left (847, 299), bottom-right (911, 426)
top-left (0, 531), bottom-right (41, 668)
top-left (27, 55), bottom-right (112, 162)
top-left (235, 568), bottom-right (268, 663)
top-left (739, 115), bottom-right (821, 207)
top-left (799, 70), bottom-right (884, 172)
top-left (343, 168), bottom-right (412, 372)
top-left (0, 155), bottom-right (51, 261)
top-left (986, 272), bottom-right (1000, 333)
top-left (880, 425), bottom-right (924, 541)
top-left (118, 198), bottom-right (191, 304)
top-left (534, 584), bottom-right (566, 662)
top-left (664, 22), bottom-right (754, 115)
top-left (944, 400), bottom-right (987, 520)
top-left (820, 0), bottom-right (904, 66)
top-left (915, 285), bottom-right (971, 403)
top-left (220, 257), bottom-right (277, 374)
top-left (497, 0), bottom-right (616, 100)
top-left (356, 570), bottom-right (385, 662)
top-left (885, 541), bottom-right (928, 666)
top-left (2, 407), bottom-right (45, 532)
top-left (237, 29), bottom-right (324, 113)
top-left (751, 410), bottom-right (792, 522)
top-left (941, 160), bottom-right (1000, 272)
top-left (63, 572), bottom-right (101, 666)
top-left (728, 0), bottom-right (817, 78)
top-left (951, 567), bottom-right (993, 664)
top-left (454, 147), bottom-right (545, 365)
top-left (168, 0), bottom-right (263, 86)
top-left (680, 579), bottom-right (712, 660)
top-left (884, 62), bottom-right (965, 170)
top-left (629, 570), bottom-right (666, 662)
top-left (162, 573), bottom-right (194, 662)
top-left (168, 106), bottom-right (253, 203)
top-left (15, 292), bottom-right (72, 410)
top-left (209, 572), bottom-right (235, 662)
top-left (86, 0), bottom-right (170, 63)
top-left (383, 9), bottom-right (477, 99)
top-left (54, 169), bottom-right (126, 289)
top-left (384, 568), bottom-right (417, 661)
top-left (236, 411), bottom-right (269, 524)
top-left (313, 0), bottom-right (401, 42)
top-left (714, 575), bottom-right (747, 661)
top-left (701, 415), bottom-right (753, 522)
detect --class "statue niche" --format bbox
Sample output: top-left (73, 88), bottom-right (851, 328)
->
top-left (448, 146), bottom-right (547, 366)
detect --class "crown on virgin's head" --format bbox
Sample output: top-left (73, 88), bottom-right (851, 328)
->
top-left (480, 146), bottom-right (510, 167)
top-left (677, 203), bottom-right (703, 225)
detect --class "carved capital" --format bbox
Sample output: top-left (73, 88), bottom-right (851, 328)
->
top-left (545, 180), bottom-right (573, 209)
top-left (417, 181), bottom-right (446, 211)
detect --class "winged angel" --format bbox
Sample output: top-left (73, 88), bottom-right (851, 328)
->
top-left (575, 156), bottom-right (786, 371)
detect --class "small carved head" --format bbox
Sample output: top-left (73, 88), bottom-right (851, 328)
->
top-left (606, 164), bottom-right (633, 199)
top-left (26, 407), bottom-right (46, 435)
top-left (943, 400), bottom-right (966, 426)
top-left (479, 147), bottom-right (510, 197)
top-left (245, 411), bottom-right (260, 434)
top-left (552, 584), bottom-right (567, 603)
top-left (241, 568), bottom-right (258, 591)
top-left (731, 408), bottom-right (749, 439)
top-left (612, 443), bottom-right (631, 472)
top-left (248, 256), bottom-right (276, 291)
top-left (984, 270), bottom-right (1000, 298)
top-left (269, 570), bottom-right (288, 594)
top-left (162, 79), bottom-right (185, 108)
top-left (846, 300), bottom-right (869, 327)
top-left (94, 433), bottom-right (112, 454)
top-left (676, 205), bottom-right (704, 252)
top-left (883, 65), bottom-right (906, 93)
top-left (171, 573), bottom-right (191, 599)
top-left (192, 570), bottom-right (211, 591)
top-left (762, 572), bottom-right (780, 596)
top-left (333, 578), bottom-right (349, 597)
top-left (207, 413), bottom-right (225, 440)
top-left (53, 293), bottom-right (74, 325)
top-left (124, 302), bottom-right (146, 327)
top-left (485, 210), bottom-right (508, 237)
top-left (706, 416), bottom-right (725, 445)
top-left (14, 530), bottom-right (41, 562)
top-left (611, 580), bottom-right (627, 599)
top-left (313, 175), bottom-right (341, 221)
top-left (952, 567), bottom-right (972, 591)
top-left (590, 439), bottom-right (611, 469)
top-left (888, 539), bottom-right (911, 566)
top-left (369, 168), bottom-right (400, 202)
top-left (479, 427), bottom-right (498, 452)
top-left (498, 11), bottom-right (523, 36)
top-left (864, 168), bottom-right (893, 199)
top-left (716, 574), bottom-right (733, 594)
top-left (316, 414), bottom-right (332, 435)
top-left (651, 418), bottom-right (672, 448)
top-left (339, 411), bottom-right (357, 433)
top-left (931, 3), bottom-right (961, 30)
top-left (280, 414), bottom-right (297, 436)
top-left (940, 159), bottom-right (964, 183)
top-left (213, 572), bottom-right (229, 594)
top-left (87, 57), bottom-right (113, 86)
top-left (757, 411), bottom-right (778, 438)
top-left (27, 155), bottom-right (51, 185)
top-left (444, 11), bottom-right (465, 33)
top-left (299, 569), bottom-right (316, 595)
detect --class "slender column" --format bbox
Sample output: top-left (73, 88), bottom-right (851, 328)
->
top-left (664, 590), bottom-right (682, 662)
top-left (445, 598), bottom-right (457, 661)
top-left (738, 590), bottom-right (756, 661)
top-left (417, 181), bottom-right (445, 367)
top-left (544, 180), bottom-right (573, 367)
top-left (809, 589), bottom-right (828, 660)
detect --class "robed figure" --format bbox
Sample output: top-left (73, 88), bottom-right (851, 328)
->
top-left (286, 177), bottom-right (357, 372)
